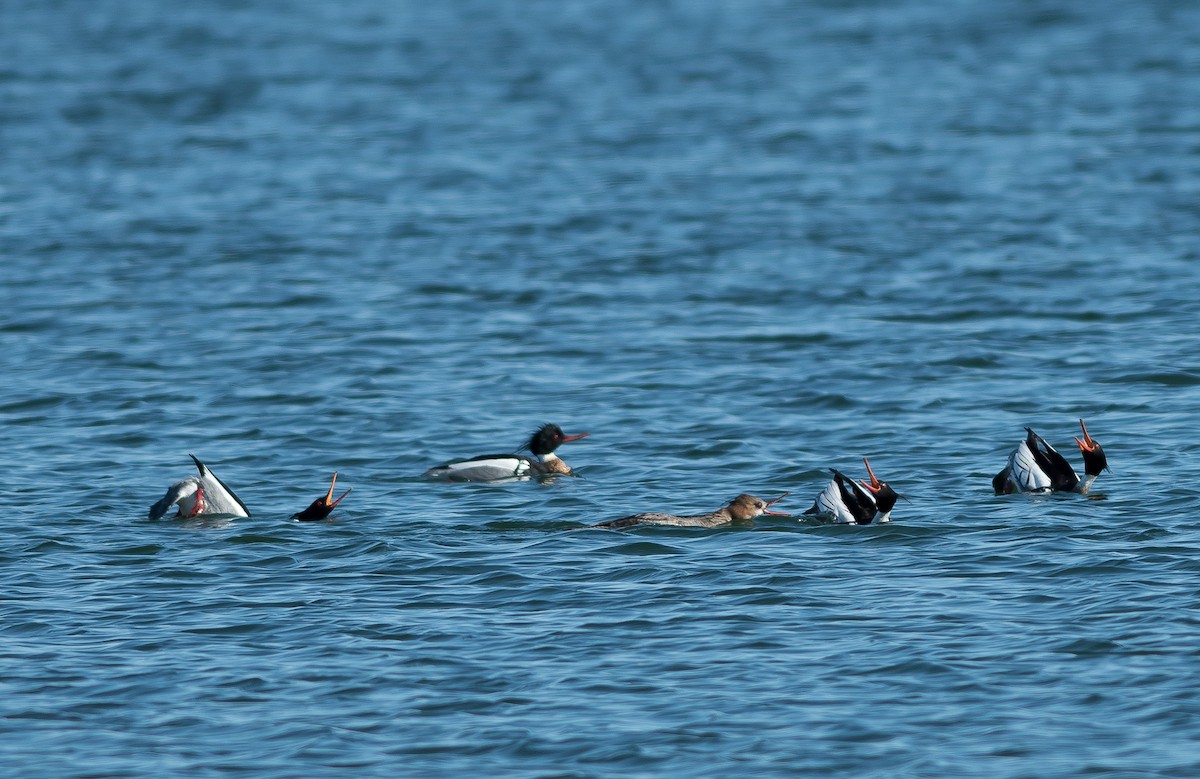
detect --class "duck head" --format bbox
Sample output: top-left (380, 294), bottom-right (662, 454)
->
top-left (1074, 418), bottom-right (1108, 477)
top-left (291, 472), bottom-right (352, 522)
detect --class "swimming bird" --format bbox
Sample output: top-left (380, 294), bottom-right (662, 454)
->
top-left (992, 419), bottom-right (1108, 495)
top-left (594, 493), bottom-right (789, 529)
top-left (148, 454), bottom-right (251, 521)
top-left (422, 423), bottom-right (590, 482)
top-left (291, 472), bottom-right (352, 522)
top-left (804, 458), bottom-right (899, 525)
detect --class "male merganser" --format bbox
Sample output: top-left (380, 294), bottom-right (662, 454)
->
top-left (291, 472), bottom-right (352, 522)
top-left (804, 458), bottom-right (899, 525)
top-left (992, 419), bottom-right (1108, 495)
top-left (422, 423), bottom-right (590, 482)
top-left (148, 454), bottom-right (251, 521)
top-left (594, 493), bottom-right (789, 529)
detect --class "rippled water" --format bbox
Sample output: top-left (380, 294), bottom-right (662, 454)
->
top-left (4, 1), bottom-right (1200, 776)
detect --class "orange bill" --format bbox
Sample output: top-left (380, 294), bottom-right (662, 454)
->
top-left (763, 492), bottom-right (789, 516)
top-left (1074, 418), bottom-right (1099, 452)
top-left (326, 472), bottom-right (352, 508)
top-left (860, 457), bottom-right (884, 492)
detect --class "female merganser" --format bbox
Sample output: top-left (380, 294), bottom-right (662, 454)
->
top-left (423, 423), bottom-right (590, 482)
top-left (804, 458), bottom-right (899, 525)
top-left (148, 454), bottom-right (251, 521)
top-left (291, 472), bottom-right (352, 521)
top-left (594, 493), bottom-right (789, 529)
top-left (992, 419), bottom-right (1108, 495)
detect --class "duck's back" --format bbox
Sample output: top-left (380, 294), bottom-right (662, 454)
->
top-left (422, 455), bottom-right (537, 482)
top-left (596, 511), bottom-right (727, 529)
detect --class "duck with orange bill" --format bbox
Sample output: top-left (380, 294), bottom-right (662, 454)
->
top-left (993, 418), bottom-right (1108, 495)
top-left (804, 458), bottom-right (899, 525)
top-left (594, 493), bottom-right (789, 529)
top-left (423, 423), bottom-right (590, 482)
top-left (291, 472), bottom-right (352, 521)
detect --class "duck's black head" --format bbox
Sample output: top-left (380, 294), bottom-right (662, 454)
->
top-left (871, 483), bottom-right (900, 514)
top-left (526, 423), bottom-right (590, 457)
top-left (1074, 418), bottom-right (1108, 477)
top-left (291, 472), bottom-right (352, 522)
top-left (859, 457), bottom-right (900, 516)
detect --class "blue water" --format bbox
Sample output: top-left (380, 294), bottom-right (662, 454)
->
top-left (4, 1), bottom-right (1200, 776)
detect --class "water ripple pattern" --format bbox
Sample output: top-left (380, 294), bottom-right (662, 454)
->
top-left (3, 1), bottom-right (1200, 776)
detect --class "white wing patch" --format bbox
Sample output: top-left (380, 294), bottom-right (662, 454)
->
top-left (456, 457), bottom-right (526, 475)
top-left (813, 480), bottom-right (858, 524)
top-left (196, 471), bottom-right (251, 517)
top-left (426, 457), bottom-right (531, 482)
top-left (1008, 440), bottom-right (1052, 492)
top-left (447, 458), bottom-right (515, 472)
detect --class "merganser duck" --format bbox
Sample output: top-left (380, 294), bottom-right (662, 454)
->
top-left (291, 472), bottom-right (352, 521)
top-left (148, 454), bottom-right (251, 521)
top-left (594, 493), bottom-right (789, 529)
top-left (804, 458), bottom-right (899, 525)
top-left (992, 419), bottom-right (1108, 495)
top-left (422, 423), bottom-right (590, 482)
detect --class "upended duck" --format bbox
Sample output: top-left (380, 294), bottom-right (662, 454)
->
top-left (148, 454), bottom-right (250, 521)
top-left (993, 419), bottom-right (1108, 495)
top-left (804, 458), bottom-right (899, 525)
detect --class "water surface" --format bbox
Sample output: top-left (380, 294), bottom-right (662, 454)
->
top-left (3, 1), bottom-right (1200, 776)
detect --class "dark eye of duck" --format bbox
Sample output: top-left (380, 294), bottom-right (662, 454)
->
top-left (755, 501), bottom-right (764, 509)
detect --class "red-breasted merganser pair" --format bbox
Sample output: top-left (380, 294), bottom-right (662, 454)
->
top-left (148, 454), bottom-right (251, 521)
top-left (423, 423), bottom-right (590, 482)
top-left (993, 419), bottom-right (1108, 495)
top-left (594, 493), bottom-right (789, 528)
top-left (291, 472), bottom-right (352, 521)
top-left (804, 458), bottom-right (899, 525)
